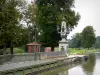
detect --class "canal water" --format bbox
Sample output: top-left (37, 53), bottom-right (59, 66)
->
top-left (38, 53), bottom-right (100, 75)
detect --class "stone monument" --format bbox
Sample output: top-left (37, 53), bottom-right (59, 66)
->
top-left (59, 19), bottom-right (68, 56)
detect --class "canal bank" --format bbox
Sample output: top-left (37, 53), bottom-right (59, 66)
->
top-left (0, 55), bottom-right (88, 75)
top-left (57, 53), bottom-right (97, 75)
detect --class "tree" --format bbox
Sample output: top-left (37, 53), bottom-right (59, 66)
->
top-left (22, 2), bottom-right (37, 43)
top-left (68, 33), bottom-right (82, 48)
top-left (93, 36), bottom-right (100, 49)
top-left (15, 26), bottom-right (29, 52)
top-left (0, 0), bottom-right (25, 54)
top-left (36, 0), bottom-right (80, 51)
top-left (81, 26), bottom-right (96, 49)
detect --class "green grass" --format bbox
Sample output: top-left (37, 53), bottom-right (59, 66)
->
top-left (0, 47), bottom-right (25, 54)
top-left (7, 48), bottom-right (25, 54)
top-left (0, 47), bottom-right (97, 55)
top-left (54, 47), bottom-right (96, 55)
top-left (69, 48), bottom-right (96, 55)
top-left (54, 47), bottom-right (59, 51)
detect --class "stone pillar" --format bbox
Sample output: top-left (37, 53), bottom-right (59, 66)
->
top-left (59, 20), bottom-right (68, 56)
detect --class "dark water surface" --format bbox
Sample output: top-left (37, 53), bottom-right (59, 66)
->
top-left (38, 53), bottom-right (100, 75)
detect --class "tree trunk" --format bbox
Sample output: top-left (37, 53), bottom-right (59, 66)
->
top-left (28, 33), bottom-right (31, 43)
top-left (51, 46), bottom-right (54, 52)
top-left (10, 46), bottom-right (13, 54)
top-left (10, 42), bottom-right (14, 54)
top-left (24, 45), bottom-right (28, 52)
top-left (3, 44), bottom-right (7, 55)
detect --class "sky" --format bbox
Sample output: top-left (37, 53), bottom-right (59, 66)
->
top-left (68, 0), bottom-right (100, 39)
top-left (27, 0), bottom-right (100, 39)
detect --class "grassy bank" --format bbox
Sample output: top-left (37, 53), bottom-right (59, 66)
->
top-left (0, 47), bottom-right (97, 55)
top-left (0, 47), bottom-right (25, 54)
top-left (55, 47), bottom-right (96, 55)
top-left (69, 48), bottom-right (96, 55)
top-left (7, 48), bottom-right (25, 54)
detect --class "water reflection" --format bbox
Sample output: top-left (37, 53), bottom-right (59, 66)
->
top-left (59, 70), bottom-right (68, 75)
top-left (58, 53), bottom-right (97, 75)
top-left (82, 54), bottom-right (96, 75)
top-left (39, 53), bottom-right (100, 75)
top-left (68, 66), bottom-right (85, 75)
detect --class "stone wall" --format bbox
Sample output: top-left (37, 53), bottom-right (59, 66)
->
top-left (0, 51), bottom-right (67, 64)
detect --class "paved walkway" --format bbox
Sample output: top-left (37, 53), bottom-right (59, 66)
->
top-left (0, 55), bottom-right (85, 72)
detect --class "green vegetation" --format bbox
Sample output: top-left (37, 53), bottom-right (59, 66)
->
top-left (22, 3), bottom-right (38, 43)
top-left (0, 0), bottom-right (26, 55)
top-left (0, 48), bottom-right (24, 54)
top-left (69, 48), bottom-right (96, 55)
top-left (0, 0), bottom-right (80, 54)
top-left (68, 26), bottom-right (96, 49)
top-left (93, 36), bottom-right (100, 49)
top-left (54, 47), bottom-right (96, 55)
top-left (68, 33), bottom-right (82, 48)
top-left (0, 0), bottom-right (38, 55)
top-left (0, 0), bottom-right (98, 56)
top-left (8, 48), bottom-right (24, 54)
top-left (36, 0), bottom-right (80, 51)
top-left (81, 26), bottom-right (96, 49)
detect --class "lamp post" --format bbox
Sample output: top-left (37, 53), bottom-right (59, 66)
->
top-left (34, 26), bottom-right (41, 61)
top-left (34, 25), bottom-right (37, 61)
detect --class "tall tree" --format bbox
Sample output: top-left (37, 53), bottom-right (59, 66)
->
top-left (81, 26), bottom-right (96, 49)
top-left (0, 0), bottom-right (25, 54)
top-left (22, 3), bottom-right (36, 43)
top-left (36, 0), bottom-right (80, 51)
top-left (15, 26), bottom-right (29, 52)
top-left (93, 36), bottom-right (100, 49)
top-left (68, 33), bottom-right (82, 48)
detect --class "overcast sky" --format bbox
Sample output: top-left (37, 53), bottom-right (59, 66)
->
top-left (27, 0), bottom-right (100, 39)
top-left (68, 0), bottom-right (100, 39)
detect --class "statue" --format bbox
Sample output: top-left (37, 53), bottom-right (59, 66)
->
top-left (59, 19), bottom-right (69, 56)
top-left (61, 46), bottom-right (64, 51)
top-left (62, 26), bottom-right (65, 32)
top-left (61, 21), bottom-right (66, 33)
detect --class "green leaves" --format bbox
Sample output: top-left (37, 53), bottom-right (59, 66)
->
top-left (0, 0), bottom-right (26, 54)
top-left (69, 26), bottom-right (96, 49)
top-left (36, 0), bottom-right (80, 50)
top-left (68, 33), bottom-right (82, 48)
top-left (93, 36), bottom-right (100, 48)
top-left (81, 26), bottom-right (96, 49)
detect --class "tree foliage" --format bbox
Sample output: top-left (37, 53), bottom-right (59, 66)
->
top-left (0, 0), bottom-right (25, 54)
top-left (69, 26), bottom-right (96, 49)
top-left (0, 0), bottom-right (81, 54)
top-left (22, 3), bottom-right (37, 43)
top-left (81, 26), bottom-right (96, 49)
top-left (68, 33), bottom-right (82, 48)
top-left (36, 0), bottom-right (80, 51)
top-left (93, 36), bottom-right (100, 49)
